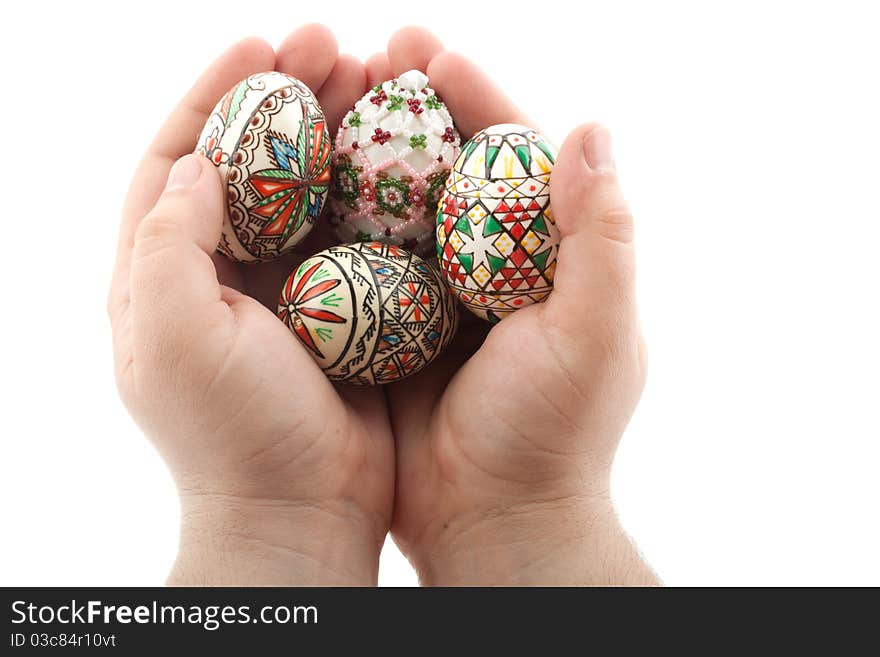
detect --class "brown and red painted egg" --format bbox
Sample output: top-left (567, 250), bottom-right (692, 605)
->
top-left (195, 71), bottom-right (331, 263)
top-left (436, 124), bottom-right (560, 323)
top-left (277, 242), bottom-right (458, 385)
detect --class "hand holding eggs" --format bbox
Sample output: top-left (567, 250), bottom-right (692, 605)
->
top-left (198, 70), bottom-right (566, 383)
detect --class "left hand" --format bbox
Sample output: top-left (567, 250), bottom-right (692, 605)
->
top-left (372, 28), bottom-right (658, 585)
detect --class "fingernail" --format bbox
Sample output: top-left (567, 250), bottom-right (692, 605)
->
top-left (583, 126), bottom-right (615, 172)
top-left (164, 154), bottom-right (202, 192)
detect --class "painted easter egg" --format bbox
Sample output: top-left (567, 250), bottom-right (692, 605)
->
top-left (328, 70), bottom-right (460, 256)
top-left (277, 242), bottom-right (458, 385)
top-left (436, 124), bottom-right (560, 323)
top-left (195, 71), bottom-right (331, 263)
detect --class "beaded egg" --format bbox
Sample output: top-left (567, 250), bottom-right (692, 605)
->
top-left (196, 71), bottom-right (332, 263)
top-left (436, 124), bottom-right (560, 323)
top-left (278, 242), bottom-right (458, 385)
top-left (328, 70), bottom-right (460, 255)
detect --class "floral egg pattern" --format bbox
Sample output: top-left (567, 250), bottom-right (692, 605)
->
top-left (196, 72), bottom-right (331, 263)
top-left (278, 241), bottom-right (458, 385)
top-left (329, 70), bottom-right (461, 256)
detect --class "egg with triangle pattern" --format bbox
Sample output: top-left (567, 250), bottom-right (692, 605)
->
top-left (436, 124), bottom-right (560, 323)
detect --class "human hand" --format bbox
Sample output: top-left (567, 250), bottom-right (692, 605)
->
top-left (376, 28), bottom-right (658, 585)
top-left (108, 26), bottom-right (394, 585)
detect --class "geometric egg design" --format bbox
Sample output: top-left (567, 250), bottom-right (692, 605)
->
top-left (436, 123), bottom-right (560, 323)
top-left (277, 241), bottom-right (458, 385)
top-left (196, 71), bottom-right (332, 263)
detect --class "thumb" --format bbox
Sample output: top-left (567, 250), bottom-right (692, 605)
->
top-left (546, 124), bottom-right (637, 333)
top-left (129, 154), bottom-right (227, 367)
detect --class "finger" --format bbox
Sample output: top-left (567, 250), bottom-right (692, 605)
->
top-left (426, 51), bottom-right (532, 137)
top-left (365, 52), bottom-right (392, 87)
top-left (387, 26), bottom-right (444, 76)
top-left (318, 54), bottom-right (366, 135)
top-left (275, 23), bottom-right (338, 92)
top-left (545, 124), bottom-right (637, 331)
top-left (135, 38), bottom-right (273, 217)
top-left (110, 37), bottom-right (274, 324)
top-left (130, 155), bottom-right (229, 366)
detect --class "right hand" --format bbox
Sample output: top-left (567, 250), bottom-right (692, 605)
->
top-left (108, 26), bottom-right (394, 585)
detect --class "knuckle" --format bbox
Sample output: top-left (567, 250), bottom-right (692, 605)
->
top-left (589, 173), bottom-right (635, 244)
top-left (594, 208), bottom-right (635, 244)
top-left (133, 212), bottom-right (184, 255)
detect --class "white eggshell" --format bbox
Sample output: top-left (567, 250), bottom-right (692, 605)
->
top-left (195, 72), bottom-right (331, 263)
top-left (436, 124), bottom-right (560, 323)
top-left (329, 70), bottom-right (461, 255)
top-left (278, 242), bottom-right (458, 385)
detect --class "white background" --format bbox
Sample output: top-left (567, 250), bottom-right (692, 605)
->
top-left (1, 0), bottom-right (878, 586)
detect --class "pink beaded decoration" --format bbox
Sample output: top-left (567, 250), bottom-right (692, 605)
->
top-left (329, 70), bottom-right (461, 255)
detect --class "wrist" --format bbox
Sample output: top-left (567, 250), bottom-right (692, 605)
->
top-left (407, 497), bottom-right (658, 586)
top-left (169, 492), bottom-right (384, 586)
